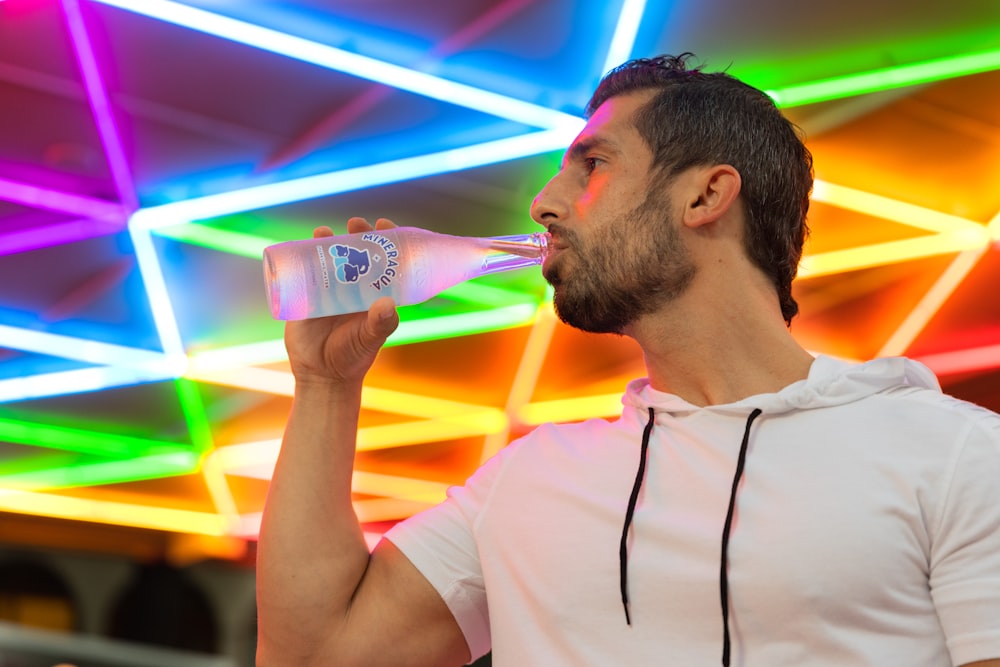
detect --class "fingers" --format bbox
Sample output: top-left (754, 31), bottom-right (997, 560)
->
top-left (315, 217), bottom-right (398, 239)
top-left (366, 296), bottom-right (400, 343)
top-left (345, 216), bottom-right (372, 234)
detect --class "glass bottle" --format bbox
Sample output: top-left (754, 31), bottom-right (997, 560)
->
top-left (263, 226), bottom-right (549, 320)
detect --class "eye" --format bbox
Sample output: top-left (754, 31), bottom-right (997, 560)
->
top-left (585, 156), bottom-right (602, 172)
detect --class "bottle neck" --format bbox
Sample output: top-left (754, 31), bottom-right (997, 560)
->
top-left (481, 232), bottom-right (550, 274)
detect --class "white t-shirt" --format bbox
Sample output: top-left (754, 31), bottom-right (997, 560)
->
top-left (386, 356), bottom-right (1000, 666)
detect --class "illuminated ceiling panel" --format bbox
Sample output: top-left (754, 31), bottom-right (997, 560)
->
top-left (0, 0), bottom-right (998, 559)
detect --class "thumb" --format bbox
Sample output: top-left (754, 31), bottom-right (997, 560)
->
top-left (364, 296), bottom-right (399, 345)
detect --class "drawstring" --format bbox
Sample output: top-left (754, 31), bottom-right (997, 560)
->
top-left (619, 406), bottom-right (655, 625)
top-left (720, 408), bottom-right (763, 666)
top-left (617, 403), bottom-right (763, 667)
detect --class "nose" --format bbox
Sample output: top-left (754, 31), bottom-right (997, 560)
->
top-left (530, 173), bottom-right (567, 227)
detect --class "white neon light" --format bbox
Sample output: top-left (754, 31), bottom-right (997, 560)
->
top-left (0, 363), bottom-right (182, 403)
top-left (601, 0), bottom-right (648, 75)
top-left (128, 224), bottom-right (187, 359)
top-left (187, 340), bottom-right (289, 371)
top-left (0, 324), bottom-right (167, 366)
top-left (90, 0), bottom-right (580, 130)
top-left (185, 365), bottom-right (293, 396)
top-left (131, 127), bottom-right (580, 228)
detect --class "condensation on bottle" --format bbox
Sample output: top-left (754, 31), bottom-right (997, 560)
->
top-left (263, 226), bottom-right (550, 320)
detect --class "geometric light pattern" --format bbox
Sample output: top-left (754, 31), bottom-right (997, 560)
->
top-left (1, 0), bottom-right (999, 556)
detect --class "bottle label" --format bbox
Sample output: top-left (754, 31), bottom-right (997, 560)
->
top-left (322, 231), bottom-right (401, 300)
top-left (356, 232), bottom-right (400, 292)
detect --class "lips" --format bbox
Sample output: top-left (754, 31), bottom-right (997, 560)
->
top-left (541, 244), bottom-right (567, 285)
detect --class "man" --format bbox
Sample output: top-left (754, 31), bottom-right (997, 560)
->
top-left (256, 54), bottom-right (1000, 666)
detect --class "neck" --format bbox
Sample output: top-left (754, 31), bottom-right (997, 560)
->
top-left (624, 280), bottom-right (814, 407)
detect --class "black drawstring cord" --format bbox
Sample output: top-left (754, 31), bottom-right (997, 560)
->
top-left (720, 408), bottom-right (763, 666)
top-left (620, 406), bottom-right (656, 626)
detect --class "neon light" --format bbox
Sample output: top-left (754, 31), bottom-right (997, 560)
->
top-left (187, 340), bottom-right (288, 371)
top-left (390, 303), bottom-right (538, 345)
top-left (0, 416), bottom-right (191, 458)
top-left (89, 0), bottom-right (580, 130)
top-left (916, 343), bottom-right (1000, 377)
top-left (360, 387), bottom-right (504, 419)
top-left (482, 298), bottom-right (557, 461)
top-left (356, 412), bottom-right (508, 451)
top-left (131, 128), bottom-right (580, 227)
top-left (812, 180), bottom-right (988, 237)
top-left (503, 298), bottom-right (556, 414)
top-left (200, 454), bottom-right (241, 528)
top-left (801, 180), bottom-right (993, 277)
top-left (60, 0), bottom-right (138, 211)
top-left (0, 363), bottom-right (181, 402)
top-left (0, 218), bottom-right (127, 256)
top-left (601, 0), bottom-right (648, 75)
top-left (191, 303), bottom-right (546, 371)
top-left (262, 0), bottom-right (537, 169)
top-left (799, 232), bottom-right (987, 278)
top-left (517, 393), bottom-right (623, 425)
top-left (0, 324), bottom-right (167, 366)
top-left (877, 249), bottom-right (987, 357)
top-left (153, 224), bottom-right (278, 259)
top-left (186, 366), bottom-right (291, 397)
top-left (202, 439), bottom-right (279, 479)
top-left (175, 378), bottom-right (214, 452)
top-left (128, 224), bottom-right (186, 359)
top-left (355, 471), bottom-right (450, 503)
top-left (439, 280), bottom-right (539, 307)
top-left (209, 440), bottom-right (449, 502)
top-left (0, 489), bottom-right (229, 535)
top-left (0, 176), bottom-right (124, 219)
top-left (0, 451), bottom-right (199, 490)
top-left (767, 47), bottom-right (1000, 107)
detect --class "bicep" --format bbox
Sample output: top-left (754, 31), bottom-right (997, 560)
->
top-left (336, 538), bottom-right (471, 667)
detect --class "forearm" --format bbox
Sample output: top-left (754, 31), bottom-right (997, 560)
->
top-left (256, 379), bottom-right (370, 660)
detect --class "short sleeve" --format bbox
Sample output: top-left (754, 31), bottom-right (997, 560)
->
top-left (385, 450), bottom-right (508, 661)
top-left (929, 413), bottom-right (1000, 666)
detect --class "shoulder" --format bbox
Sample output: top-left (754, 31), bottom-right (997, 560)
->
top-left (501, 416), bottom-right (636, 462)
top-left (874, 384), bottom-right (1000, 440)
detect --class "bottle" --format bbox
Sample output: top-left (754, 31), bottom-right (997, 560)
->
top-left (263, 226), bottom-right (549, 320)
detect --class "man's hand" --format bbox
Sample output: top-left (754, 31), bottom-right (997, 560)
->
top-left (283, 217), bottom-right (400, 388)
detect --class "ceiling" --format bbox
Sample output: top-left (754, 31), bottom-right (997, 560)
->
top-left (1, 0), bottom-right (998, 562)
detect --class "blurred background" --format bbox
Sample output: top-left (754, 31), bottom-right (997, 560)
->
top-left (0, 0), bottom-right (998, 663)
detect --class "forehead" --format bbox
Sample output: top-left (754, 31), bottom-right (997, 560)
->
top-left (568, 91), bottom-right (655, 159)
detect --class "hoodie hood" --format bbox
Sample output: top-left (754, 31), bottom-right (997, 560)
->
top-left (621, 354), bottom-right (942, 416)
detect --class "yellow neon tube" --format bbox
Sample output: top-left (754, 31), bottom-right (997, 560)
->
top-left (0, 490), bottom-right (228, 536)
top-left (799, 232), bottom-right (987, 278)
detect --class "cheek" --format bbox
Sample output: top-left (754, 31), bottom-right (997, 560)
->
top-left (573, 175), bottom-right (609, 217)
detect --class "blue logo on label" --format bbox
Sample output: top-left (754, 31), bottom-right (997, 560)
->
top-left (330, 244), bottom-right (372, 284)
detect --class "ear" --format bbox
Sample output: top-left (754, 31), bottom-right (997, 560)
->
top-left (680, 164), bottom-right (742, 229)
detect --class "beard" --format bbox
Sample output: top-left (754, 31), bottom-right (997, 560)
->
top-left (543, 190), bottom-right (696, 334)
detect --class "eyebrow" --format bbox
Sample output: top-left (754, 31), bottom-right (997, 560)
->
top-left (564, 136), bottom-right (622, 166)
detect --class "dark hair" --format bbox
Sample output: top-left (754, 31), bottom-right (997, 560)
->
top-left (587, 53), bottom-right (813, 324)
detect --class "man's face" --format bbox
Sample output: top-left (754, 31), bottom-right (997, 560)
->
top-left (531, 92), bottom-right (696, 334)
